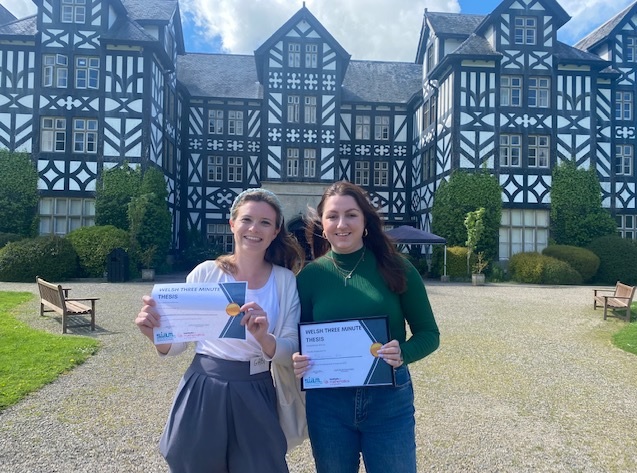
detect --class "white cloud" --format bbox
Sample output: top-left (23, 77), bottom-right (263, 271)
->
top-left (558, 0), bottom-right (635, 44)
top-left (2, 0), bottom-right (637, 60)
top-left (0, 0), bottom-right (36, 18)
top-left (180, 0), bottom-right (459, 61)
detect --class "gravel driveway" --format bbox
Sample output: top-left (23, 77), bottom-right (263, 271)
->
top-left (0, 278), bottom-right (635, 472)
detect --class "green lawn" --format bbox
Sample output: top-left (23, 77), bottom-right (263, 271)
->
top-left (612, 303), bottom-right (637, 355)
top-left (0, 291), bottom-right (100, 411)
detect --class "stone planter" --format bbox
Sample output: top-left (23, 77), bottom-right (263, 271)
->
top-left (471, 273), bottom-right (485, 286)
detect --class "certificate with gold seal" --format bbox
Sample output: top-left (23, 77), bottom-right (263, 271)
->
top-left (299, 317), bottom-right (395, 390)
top-left (151, 282), bottom-right (247, 344)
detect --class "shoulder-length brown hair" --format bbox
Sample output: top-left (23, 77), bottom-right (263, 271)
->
top-left (305, 181), bottom-right (407, 293)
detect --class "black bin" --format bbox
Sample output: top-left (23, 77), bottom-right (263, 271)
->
top-left (107, 248), bottom-right (129, 282)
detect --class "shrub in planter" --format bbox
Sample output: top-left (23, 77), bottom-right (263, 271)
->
top-left (0, 235), bottom-right (78, 282)
top-left (542, 245), bottom-right (599, 283)
top-left (66, 225), bottom-right (130, 277)
top-left (587, 235), bottom-right (637, 285)
top-left (431, 246), bottom-right (473, 279)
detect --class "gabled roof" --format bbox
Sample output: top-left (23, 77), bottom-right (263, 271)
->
top-left (553, 41), bottom-right (610, 66)
top-left (0, 15), bottom-right (37, 38)
top-left (427, 12), bottom-right (486, 37)
top-left (254, 6), bottom-right (350, 84)
top-left (450, 34), bottom-right (501, 58)
top-left (122, 0), bottom-right (185, 54)
top-left (416, 12), bottom-right (485, 64)
top-left (100, 16), bottom-right (158, 44)
top-left (341, 60), bottom-right (421, 104)
top-left (0, 4), bottom-right (17, 26)
top-left (476, 0), bottom-right (571, 36)
top-left (177, 53), bottom-right (262, 99)
top-left (575, 1), bottom-right (636, 52)
top-left (122, 0), bottom-right (178, 23)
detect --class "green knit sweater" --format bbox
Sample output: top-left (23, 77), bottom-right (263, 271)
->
top-left (296, 246), bottom-right (440, 365)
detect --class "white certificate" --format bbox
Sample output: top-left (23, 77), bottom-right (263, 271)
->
top-left (299, 317), bottom-right (395, 390)
top-left (151, 282), bottom-right (247, 344)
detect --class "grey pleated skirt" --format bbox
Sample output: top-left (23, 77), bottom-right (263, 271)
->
top-left (159, 353), bottom-right (288, 473)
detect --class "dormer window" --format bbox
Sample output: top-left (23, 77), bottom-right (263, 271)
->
top-left (61, 0), bottom-right (86, 24)
top-left (514, 17), bottom-right (536, 45)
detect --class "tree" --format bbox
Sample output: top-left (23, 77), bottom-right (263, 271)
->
top-left (432, 169), bottom-right (502, 265)
top-left (550, 160), bottom-right (616, 247)
top-left (128, 167), bottom-right (172, 269)
top-left (95, 164), bottom-right (142, 231)
top-left (0, 149), bottom-right (39, 236)
top-left (465, 207), bottom-right (486, 275)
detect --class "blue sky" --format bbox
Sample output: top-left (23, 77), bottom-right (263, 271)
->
top-left (2, 0), bottom-right (635, 61)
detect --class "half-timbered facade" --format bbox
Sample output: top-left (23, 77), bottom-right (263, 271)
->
top-left (1, 0), bottom-right (637, 261)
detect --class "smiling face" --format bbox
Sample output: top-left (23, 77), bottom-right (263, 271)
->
top-left (321, 194), bottom-right (365, 254)
top-left (230, 200), bottom-right (280, 256)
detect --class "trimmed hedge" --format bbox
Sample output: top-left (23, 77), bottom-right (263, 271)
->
top-left (587, 235), bottom-right (637, 285)
top-left (541, 245), bottom-right (600, 283)
top-left (0, 235), bottom-right (78, 282)
top-left (509, 252), bottom-right (582, 285)
top-left (431, 246), bottom-right (474, 279)
top-left (66, 225), bottom-right (130, 277)
top-left (0, 232), bottom-right (23, 249)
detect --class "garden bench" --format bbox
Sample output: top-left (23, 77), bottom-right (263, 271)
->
top-left (593, 281), bottom-right (635, 322)
top-left (36, 277), bottom-right (99, 333)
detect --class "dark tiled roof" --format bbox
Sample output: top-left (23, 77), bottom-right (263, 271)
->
top-left (450, 34), bottom-right (500, 58)
top-left (426, 12), bottom-right (486, 36)
top-left (122, 0), bottom-right (178, 22)
top-left (575, 2), bottom-right (636, 51)
top-left (0, 4), bottom-right (16, 26)
top-left (554, 41), bottom-right (609, 65)
top-left (342, 60), bottom-right (421, 103)
top-left (0, 15), bottom-right (37, 37)
top-left (101, 17), bottom-right (158, 43)
top-left (177, 53), bottom-right (262, 99)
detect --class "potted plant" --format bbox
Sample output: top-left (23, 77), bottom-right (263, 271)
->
top-left (471, 252), bottom-right (488, 286)
top-left (465, 207), bottom-right (486, 285)
top-left (139, 245), bottom-right (157, 281)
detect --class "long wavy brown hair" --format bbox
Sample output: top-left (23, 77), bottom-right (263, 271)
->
top-left (217, 188), bottom-right (305, 274)
top-left (305, 181), bottom-right (407, 293)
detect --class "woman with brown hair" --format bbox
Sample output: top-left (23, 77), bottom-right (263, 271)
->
top-left (136, 188), bottom-right (306, 473)
top-left (293, 181), bottom-right (440, 473)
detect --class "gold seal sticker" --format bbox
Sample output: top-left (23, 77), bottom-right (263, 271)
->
top-left (370, 342), bottom-right (382, 358)
top-left (226, 302), bottom-right (241, 316)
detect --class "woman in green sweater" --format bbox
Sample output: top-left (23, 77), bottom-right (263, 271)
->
top-left (293, 181), bottom-right (440, 473)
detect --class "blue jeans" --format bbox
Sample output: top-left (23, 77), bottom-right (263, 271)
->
top-left (305, 366), bottom-right (416, 473)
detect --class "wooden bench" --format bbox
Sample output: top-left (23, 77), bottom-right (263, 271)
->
top-left (36, 277), bottom-right (99, 333)
top-left (593, 281), bottom-right (635, 322)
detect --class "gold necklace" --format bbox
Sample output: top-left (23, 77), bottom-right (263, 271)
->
top-left (326, 247), bottom-right (366, 287)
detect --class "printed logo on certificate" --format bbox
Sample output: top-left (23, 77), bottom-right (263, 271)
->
top-left (151, 282), bottom-right (247, 344)
top-left (299, 317), bottom-right (395, 390)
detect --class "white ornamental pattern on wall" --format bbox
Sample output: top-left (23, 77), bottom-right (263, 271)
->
top-left (269, 72), bottom-right (283, 89)
top-left (268, 128), bottom-right (282, 142)
top-left (616, 126), bottom-right (636, 139)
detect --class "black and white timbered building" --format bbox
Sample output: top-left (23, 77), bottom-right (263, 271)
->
top-left (1, 0), bottom-right (637, 262)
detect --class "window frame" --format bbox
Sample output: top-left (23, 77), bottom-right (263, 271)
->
top-left (73, 118), bottom-right (98, 154)
top-left (374, 116), bottom-right (390, 141)
top-left (528, 77), bottom-right (550, 108)
top-left (287, 148), bottom-right (299, 178)
top-left (355, 115), bottom-right (371, 140)
top-left (41, 117), bottom-right (67, 152)
top-left (373, 161), bottom-right (389, 187)
top-left (615, 144), bottom-right (633, 176)
top-left (228, 110), bottom-right (244, 136)
top-left (528, 135), bottom-right (550, 168)
top-left (208, 109), bottom-right (224, 134)
top-left (354, 161), bottom-right (370, 186)
top-left (304, 96), bottom-right (317, 124)
top-left (207, 155), bottom-right (223, 182)
top-left (287, 96), bottom-right (300, 123)
top-left (499, 134), bottom-right (521, 167)
top-left (616, 91), bottom-right (633, 121)
top-left (75, 56), bottom-right (99, 89)
top-left (288, 43), bottom-right (300, 68)
top-left (61, 0), bottom-right (86, 24)
top-left (501, 75), bottom-right (522, 107)
top-left (305, 44), bottom-right (318, 68)
top-left (514, 16), bottom-right (536, 45)
top-left (303, 149), bottom-right (316, 178)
